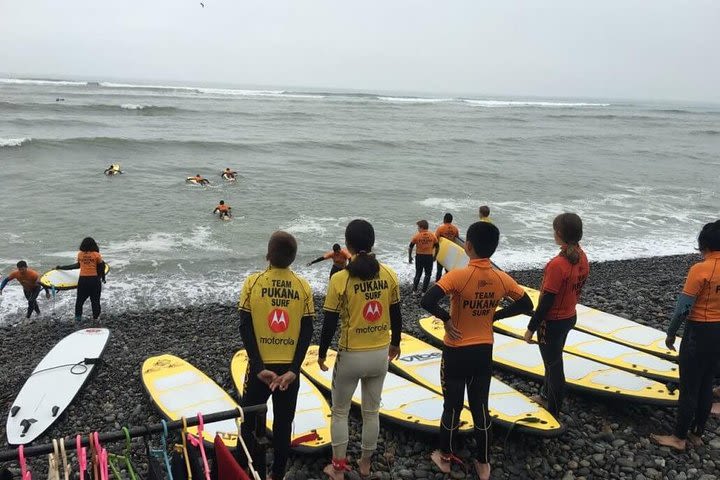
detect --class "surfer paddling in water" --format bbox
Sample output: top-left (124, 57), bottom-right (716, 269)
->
top-left (213, 200), bottom-right (232, 220)
top-left (652, 220), bottom-right (720, 451)
top-left (0, 261), bottom-right (51, 318)
top-left (421, 221), bottom-right (533, 480)
top-left (319, 219), bottom-right (402, 480)
top-left (237, 231), bottom-right (315, 480)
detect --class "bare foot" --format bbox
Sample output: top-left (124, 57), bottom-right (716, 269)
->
top-left (472, 459), bottom-right (491, 480)
top-left (430, 450), bottom-right (451, 474)
top-left (650, 433), bottom-right (686, 451)
top-left (323, 464), bottom-right (345, 480)
top-left (712, 402), bottom-right (720, 416)
top-left (687, 433), bottom-right (704, 447)
top-left (358, 457), bottom-right (372, 477)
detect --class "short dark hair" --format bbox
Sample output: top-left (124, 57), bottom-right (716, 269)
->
top-left (16, 261), bottom-right (27, 269)
top-left (79, 237), bottom-right (100, 252)
top-left (266, 231), bottom-right (297, 268)
top-left (479, 205), bottom-right (490, 217)
top-left (332, 243), bottom-right (341, 252)
top-left (443, 213), bottom-right (453, 223)
top-left (219, 200), bottom-right (225, 205)
top-left (466, 222), bottom-right (499, 258)
top-left (416, 220), bottom-right (429, 230)
top-left (698, 220), bottom-right (720, 252)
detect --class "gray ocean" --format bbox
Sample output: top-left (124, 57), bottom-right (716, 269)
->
top-left (1, 78), bottom-right (718, 323)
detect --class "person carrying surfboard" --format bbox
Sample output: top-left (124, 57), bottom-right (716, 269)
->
top-left (434, 213), bottom-right (462, 281)
top-left (420, 221), bottom-right (533, 480)
top-left (213, 200), bottom-right (232, 219)
top-left (0, 260), bottom-right (50, 318)
top-left (523, 213), bottom-right (589, 417)
top-left (409, 219), bottom-right (439, 294)
top-left (651, 219), bottom-right (720, 451)
top-left (307, 243), bottom-right (352, 278)
top-left (56, 237), bottom-right (106, 322)
top-left (318, 219), bottom-right (402, 480)
top-left (237, 231), bottom-right (315, 480)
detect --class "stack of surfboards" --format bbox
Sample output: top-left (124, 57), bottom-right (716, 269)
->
top-left (432, 237), bottom-right (680, 405)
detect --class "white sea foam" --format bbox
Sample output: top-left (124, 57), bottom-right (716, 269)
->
top-left (464, 99), bottom-right (610, 108)
top-left (101, 82), bottom-right (325, 99)
top-left (378, 96), bottom-right (454, 104)
top-left (0, 78), bottom-right (87, 86)
top-left (0, 137), bottom-right (31, 147)
top-left (120, 103), bottom-right (149, 110)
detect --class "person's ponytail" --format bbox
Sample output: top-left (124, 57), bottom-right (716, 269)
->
top-left (346, 251), bottom-right (380, 281)
top-left (553, 213), bottom-right (583, 265)
top-left (344, 219), bottom-right (380, 280)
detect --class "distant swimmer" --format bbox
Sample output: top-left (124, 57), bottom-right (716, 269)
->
top-left (104, 164), bottom-right (123, 175)
top-left (479, 205), bottom-right (492, 223)
top-left (55, 98), bottom-right (65, 102)
top-left (221, 168), bottom-right (238, 181)
top-left (307, 243), bottom-right (352, 278)
top-left (0, 261), bottom-right (51, 319)
top-left (187, 174), bottom-right (210, 186)
top-left (213, 200), bottom-right (232, 220)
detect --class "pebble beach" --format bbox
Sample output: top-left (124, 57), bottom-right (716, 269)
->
top-left (2, 253), bottom-right (719, 480)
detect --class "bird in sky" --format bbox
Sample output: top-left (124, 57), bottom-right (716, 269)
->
top-left (200, 2), bottom-right (205, 7)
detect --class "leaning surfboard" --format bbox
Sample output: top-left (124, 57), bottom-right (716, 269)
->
top-left (436, 237), bottom-right (678, 359)
top-left (494, 315), bottom-right (678, 383)
top-left (392, 334), bottom-right (562, 436)
top-left (419, 317), bottom-right (677, 406)
top-left (6, 328), bottom-right (110, 445)
top-left (302, 346), bottom-right (475, 434)
top-left (231, 350), bottom-right (331, 452)
top-left (142, 354), bottom-right (240, 446)
top-left (40, 264), bottom-right (111, 291)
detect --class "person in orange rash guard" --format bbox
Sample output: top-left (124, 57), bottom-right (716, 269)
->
top-left (190, 174), bottom-right (210, 185)
top-left (0, 260), bottom-right (50, 318)
top-left (409, 220), bottom-right (439, 293)
top-left (651, 220), bottom-right (720, 451)
top-left (434, 212), bottom-right (462, 281)
top-left (213, 200), bottom-right (232, 219)
top-left (307, 243), bottom-right (352, 278)
top-left (420, 221), bottom-right (533, 480)
top-left (56, 237), bottom-right (106, 322)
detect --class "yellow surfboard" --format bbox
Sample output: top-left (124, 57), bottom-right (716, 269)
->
top-left (419, 317), bottom-right (677, 406)
top-left (142, 354), bottom-right (240, 446)
top-left (436, 237), bottom-right (679, 359)
top-left (302, 346), bottom-right (476, 434)
top-left (230, 350), bottom-right (332, 452)
top-left (40, 264), bottom-right (111, 290)
top-left (392, 334), bottom-right (562, 436)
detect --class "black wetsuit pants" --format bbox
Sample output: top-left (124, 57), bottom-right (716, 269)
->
top-left (413, 254), bottom-right (434, 292)
top-left (76, 276), bottom-right (102, 319)
top-left (24, 285), bottom-right (42, 318)
top-left (439, 344), bottom-right (493, 463)
top-left (435, 261), bottom-right (445, 282)
top-left (538, 316), bottom-right (576, 415)
top-left (238, 364), bottom-right (299, 480)
top-left (675, 321), bottom-right (720, 439)
top-left (329, 264), bottom-right (343, 278)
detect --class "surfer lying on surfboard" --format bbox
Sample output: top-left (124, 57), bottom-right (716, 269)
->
top-left (213, 200), bottom-right (232, 219)
top-left (187, 174), bottom-right (210, 185)
top-left (222, 167), bottom-right (237, 180)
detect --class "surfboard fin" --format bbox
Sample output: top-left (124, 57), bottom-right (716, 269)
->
top-left (10, 406), bottom-right (20, 417)
top-left (20, 418), bottom-right (37, 436)
top-left (52, 406), bottom-right (59, 417)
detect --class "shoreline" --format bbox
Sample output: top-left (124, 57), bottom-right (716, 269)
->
top-left (2, 252), bottom-right (719, 480)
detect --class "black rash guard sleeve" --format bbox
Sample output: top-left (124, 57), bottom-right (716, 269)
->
top-left (390, 302), bottom-right (402, 346)
top-left (309, 256), bottom-right (326, 265)
top-left (56, 262), bottom-right (80, 270)
top-left (420, 285), bottom-right (451, 322)
top-left (319, 310), bottom-right (340, 359)
top-left (239, 310), bottom-right (265, 372)
top-left (493, 292), bottom-right (534, 321)
top-left (97, 261), bottom-right (106, 282)
top-left (290, 316), bottom-right (314, 375)
top-left (526, 291), bottom-right (557, 332)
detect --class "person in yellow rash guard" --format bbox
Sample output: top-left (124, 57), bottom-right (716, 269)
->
top-left (237, 231), bottom-right (315, 480)
top-left (318, 219), bottom-right (402, 480)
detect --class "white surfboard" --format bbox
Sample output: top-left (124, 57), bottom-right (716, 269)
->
top-left (6, 328), bottom-right (110, 445)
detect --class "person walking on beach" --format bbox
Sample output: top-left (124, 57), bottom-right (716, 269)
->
top-left (0, 261), bottom-right (50, 318)
top-left (237, 231), bottom-right (315, 480)
top-left (523, 213), bottom-right (589, 416)
top-left (318, 219), bottom-right (402, 480)
top-left (434, 213), bottom-right (462, 281)
top-left (479, 205), bottom-right (492, 223)
top-left (421, 221), bottom-right (533, 480)
top-left (409, 220), bottom-right (438, 294)
top-left (307, 243), bottom-right (352, 278)
top-left (213, 200), bottom-right (232, 219)
top-left (56, 237), bottom-right (106, 322)
top-left (651, 220), bottom-right (720, 451)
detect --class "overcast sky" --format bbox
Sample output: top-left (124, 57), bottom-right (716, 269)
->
top-left (1, 0), bottom-right (718, 102)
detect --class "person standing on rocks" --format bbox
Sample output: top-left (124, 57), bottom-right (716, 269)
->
top-left (523, 213), bottom-right (589, 416)
top-left (307, 243), bottom-right (352, 278)
top-left (318, 219), bottom-right (402, 480)
top-left (56, 237), bottom-right (106, 322)
top-left (0, 260), bottom-right (50, 318)
top-left (421, 221), bottom-right (533, 480)
top-left (409, 219), bottom-right (439, 294)
top-left (237, 231), bottom-right (315, 480)
top-left (434, 212), bottom-right (462, 281)
top-left (651, 220), bottom-right (720, 451)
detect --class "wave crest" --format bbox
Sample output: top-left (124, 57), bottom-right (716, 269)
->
top-left (0, 137), bottom-right (31, 147)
